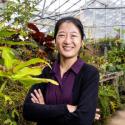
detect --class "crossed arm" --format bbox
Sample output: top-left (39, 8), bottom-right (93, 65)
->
top-left (31, 89), bottom-right (100, 120)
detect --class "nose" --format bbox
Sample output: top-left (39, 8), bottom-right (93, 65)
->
top-left (64, 34), bottom-right (72, 44)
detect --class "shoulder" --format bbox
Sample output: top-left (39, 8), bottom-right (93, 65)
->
top-left (77, 63), bottom-right (99, 88)
top-left (38, 66), bottom-right (52, 78)
top-left (76, 63), bottom-right (100, 85)
top-left (80, 63), bottom-right (99, 75)
top-left (43, 66), bottom-right (51, 73)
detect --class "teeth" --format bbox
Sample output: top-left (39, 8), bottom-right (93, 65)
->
top-left (63, 46), bottom-right (73, 51)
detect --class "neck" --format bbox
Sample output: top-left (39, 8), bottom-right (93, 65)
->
top-left (59, 56), bottom-right (78, 78)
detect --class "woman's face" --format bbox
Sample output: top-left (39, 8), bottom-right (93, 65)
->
top-left (55, 22), bottom-right (82, 59)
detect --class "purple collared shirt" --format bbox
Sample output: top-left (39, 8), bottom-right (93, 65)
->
top-left (45, 58), bottom-right (84, 105)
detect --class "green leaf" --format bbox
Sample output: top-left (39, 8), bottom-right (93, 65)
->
top-left (0, 28), bottom-right (17, 37)
top-left (13, 58), bottom-right (51, 73)
top-left (0, 92), bottom-right (4, 98)
top-left (0, 70), bottom-right (5, 77)
top-left (19, 76), bottom-right (59, 86)
top-left (0, 70), bottom-right (11, 78)
top-left (4, 118), bottom-right (17, 125)
top-left (19, 29), bottom-right (28, 37)
top-left (4, 119), bottom-right (12, 124)
top-left (4, 95), bottom-right (13, 105)
top-left (12, 67), bottom-right (42, 79)
top-left (1, 47), bottom-right (15, 69)
top-left (12, 109), bottom-right (19, 118)
top-left (0, 81), bottom-right (7, 93)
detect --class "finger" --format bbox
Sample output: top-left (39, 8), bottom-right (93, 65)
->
top-left (96, 114), bottom-right (100, 117)
top-left (31, 93), bottom-right (39, 103)
top-left (38, 89), bottom-right (44, 104)
top-left (34, 89), bottom-right (42, 104)
top-left (96, 108), bottom-right (100, 112)
top-left (34, 89), bottom-right (40, 99)
top-left (95, 116), bottom-right (100, 120)
top-left (31, 97), bottom-right (35, 103)
top-left (38, 89), bottom-right (43, 97)
top-left (95, 113), bottom-right (101, 120)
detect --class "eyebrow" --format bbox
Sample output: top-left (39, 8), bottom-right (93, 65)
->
top-left (58, 31), bottom-right (79, 34)
top-left (58, 31), bottom-right (65, 34)
top-left (70, 31), bottom-right (79, 34)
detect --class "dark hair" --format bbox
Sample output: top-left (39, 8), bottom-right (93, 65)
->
top-left (54, 16), bottom-right (85, 40)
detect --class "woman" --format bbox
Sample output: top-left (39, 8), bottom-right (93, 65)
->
top-left (23, 16), bottom-right (99, 125)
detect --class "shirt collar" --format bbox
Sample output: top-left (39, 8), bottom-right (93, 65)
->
top-left (71, 58), bottom-right (84, 74)
top-left (52, 58), bottom-right (84, 74)
top-left (51, 59), bottom-right (60, 74)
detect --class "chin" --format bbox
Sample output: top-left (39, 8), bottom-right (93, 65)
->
top-left (61, 54), bottom-right (76, 59)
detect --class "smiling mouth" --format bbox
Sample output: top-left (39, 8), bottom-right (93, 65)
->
top-left (63, 46), bottom-right (74, 51)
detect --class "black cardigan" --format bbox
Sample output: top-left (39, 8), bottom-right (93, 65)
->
top-left (23, 63), bottom-right (99, 125)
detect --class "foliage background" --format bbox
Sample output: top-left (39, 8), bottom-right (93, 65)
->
top-left (0, 0), bottom-right (125, 125)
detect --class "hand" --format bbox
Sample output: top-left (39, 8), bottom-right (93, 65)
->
top-left (31, 89), bottom-right (45, 104)
top-left (67, 104), bottom-right (77, 113)
top-left (95, 108), bottom-right (101, 120)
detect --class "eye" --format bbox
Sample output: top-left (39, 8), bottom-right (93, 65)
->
top-left (57, 34), bottom-right (66, 38)
top-left (71, 34), bottom-right (78, 38)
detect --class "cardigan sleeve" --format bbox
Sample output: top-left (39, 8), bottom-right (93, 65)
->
top-left (55, 65), bottom-right (99, 125)
top-left (23, 84), bottom-right (69, 122)
top-left (23, 66), bottom-right (69, 122)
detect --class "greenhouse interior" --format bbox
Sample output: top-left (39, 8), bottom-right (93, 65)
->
top-left (0, 0), bottom-right (125, 125)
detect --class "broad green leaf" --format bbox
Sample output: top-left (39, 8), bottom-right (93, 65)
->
top-left (0, 70), bottom-right (11, 78)
top-left (1, 47), bottom-right (15, 69)
top-left (12, 59), bottom-right (21, 67)
top-left (12, 67), bottom-right (42, 79)
top-left (13, 58), bottom-right (51, 73)
top-left (19, 76), bottom-right (58, 86)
